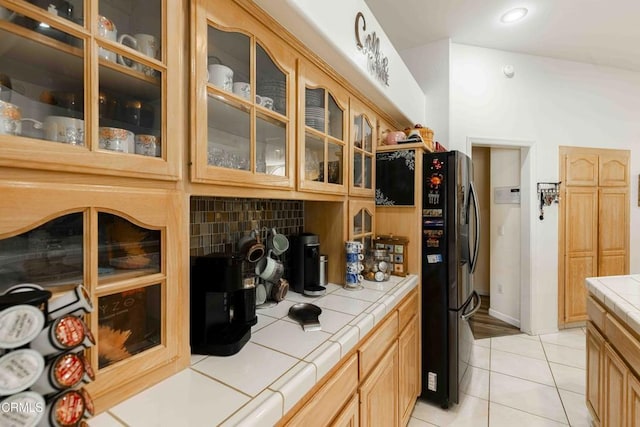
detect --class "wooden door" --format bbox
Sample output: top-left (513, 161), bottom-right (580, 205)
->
top-left (586, 322), bottom-right (604, 424)
top-left (598, 188), bottom-right (629, 276)
top-left (604, 344), bottom-right (628, 427)
top-left (628, 374), bottom-right (640, 427)
top-left (398, 315), bottom-right (419, 427)
top-left (564, 187), bottom-right (598, 322)
top-left (359, 342), bottom-right (399, 427)
top-left (559, 147), bottom-right (630, 326)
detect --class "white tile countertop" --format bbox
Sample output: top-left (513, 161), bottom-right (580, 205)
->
top-left (89, 274), bottom-right (419, 426)
top-left (586, 274), bottom-right (640, 336)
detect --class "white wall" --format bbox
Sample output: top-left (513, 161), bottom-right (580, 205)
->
top-left (447, 44), bottom-right (640, 333)
top-left (401, 39), bottom-right (451, 145)
top-left (489, 148), bottom-right (521, 327)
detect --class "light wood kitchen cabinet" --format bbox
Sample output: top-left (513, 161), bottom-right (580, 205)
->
top-left (0, 0), bottom-right (184, 181)
top-left (297, 58), bottom-right (349, 195)
top-left (0, 181), bottom-right (188, 412)
top-left (349, 97), bottom-right (376, 197)
top-left (190, 0), bottom-right (296, 189)
top-left (399, 305), bottom-right (420, 426)
top-left (629, 374), bottom-right (640, 427)
top-left (559, 147), bottom-right (629, 325)
top-left (587, 321), bottom-right (604, 425)
top-left (279, 288), bottom-right (419, 427)
top-left (359, 342), bottom-right (399, 427)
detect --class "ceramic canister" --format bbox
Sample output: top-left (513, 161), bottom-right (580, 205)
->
top-left (99, 127), bottom-right (134, 153)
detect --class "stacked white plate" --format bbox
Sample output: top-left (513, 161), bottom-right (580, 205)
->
top-left (305, 107), bottom-right (325, 131)
top-left (305, 89), bottom-right (324, 108)
top-left (257, 79), bottom-right (286, 115)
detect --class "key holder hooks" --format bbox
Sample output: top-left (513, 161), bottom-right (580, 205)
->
top-left (537, 182), bottom-right (561, 220)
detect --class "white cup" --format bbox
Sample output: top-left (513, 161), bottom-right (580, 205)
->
top-left (255, 95), bottom-right (274, 110)
top-left (267, 228), bottom-right (289, 256)
top-left (232, 82), bottom-right (251, 100)
top-left (255, 256), bottom-right (284, 283)
top-left (118, 33), bottom-right (159, 76)
top-left (43, 116), bottom-right (84, 146)
top-left (98, 16), bottom-right (117, 62)
top-left (208, 64), bottom-right (233, 91)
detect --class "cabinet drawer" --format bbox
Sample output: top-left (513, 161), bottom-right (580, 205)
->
top-left (398, 289), bottom-right (418, 332)
top-left (587, 295), bottom-right (607, 331)
top-left (359, 311), bottom-right (398, 379)
top-left (605, 313), bottom-right (640, 378)
top-left (284, 354), bottom-right (358, 427)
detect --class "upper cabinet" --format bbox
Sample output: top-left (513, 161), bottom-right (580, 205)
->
top-left (190, 0), bottom-right (296, 189)
top-left (297, 58), bottom-right (349, 195)
top-left (349, 97), bottom-right (376, 197)
top-left (0, 0), bottom-right (184, 180)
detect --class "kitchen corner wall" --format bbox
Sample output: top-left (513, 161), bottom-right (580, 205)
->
top-left (189, 196), bottom-right (304, 256)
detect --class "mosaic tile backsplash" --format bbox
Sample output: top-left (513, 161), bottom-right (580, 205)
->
top-left (190, 197), bottom-right (304, 257)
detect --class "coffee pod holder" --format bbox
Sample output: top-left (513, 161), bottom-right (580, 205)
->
top-left (0, 283), bottom-right (97, 424)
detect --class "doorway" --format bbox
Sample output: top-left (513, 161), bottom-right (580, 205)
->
top-left (467, 137), bottom-right (535, 335)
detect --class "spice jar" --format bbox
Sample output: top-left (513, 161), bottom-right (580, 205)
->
top-left (363, 249), bottom-right (391, 282)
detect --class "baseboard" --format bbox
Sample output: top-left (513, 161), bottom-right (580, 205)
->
top-left (488, 308), bottom-right (520, 328)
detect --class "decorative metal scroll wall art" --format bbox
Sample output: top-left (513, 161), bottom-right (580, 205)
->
top-left (537, 182), bottom-right (561, 220)
top-left (355, 12), bottom-right (390, 86)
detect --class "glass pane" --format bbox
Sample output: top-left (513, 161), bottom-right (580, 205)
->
top-left (256, 43), bottom-right (286, 116)
top-left (99, 51), bottom-right (162, 155)
top-left (353, 152), bottom-right (363, 188)
top-left (304, 132), bottom-right (323, 182)
top-left (10, 0), bottom-right (85, 26)
top-left (8, 6), bottom-right (83, 46)
top-left (363, 117), bottom-right (373, 152)
top-left (354, 211), bottom-right (363, 235)
top-left (326, 141), bottom-right (343, 185)
top-left (257, 113), bottom-right (286, 176)
top-left (207, 95), bottom-right (250, 170)
top-left (327, 93), bottom-right (343, 139)
top-left (353, 115), bottom-right (363, 149)
top-left (0, 213), bottom-right (83, 292)
top-left (98, 213), bottom-right (161, 281)
top-left (98, 284), bottom-right (161, 369)
top-left (363, 236), bottom-right (372, 252)
top-left (0, 26), bottom-right (85, 143)
top-left (207, 26), bottom-right (249, 93)
top-left (99, 1), bottom-right (162, 62)
top-left (364, 209), bottom-right (372, 233)
top-left (364, 155), bottom-right (372, 189)
top-left (305, 87), bottom-right (325, 132)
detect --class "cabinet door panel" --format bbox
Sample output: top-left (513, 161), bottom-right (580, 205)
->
top-left (565, 153), bottom-right (598, 186)
top-left (586, 322), bottom-right (604, 423)
top-left (628, 374), bottom-right (640, 427)
top-left (599, 155), bottom-right (628, 187)
top-left (349, 97), bottom-right (376, 197)
top-left (359, 342), bottom-right (399, 427)
top-left (330, 394), bottom-right (359, 427)
top-left (399, 315), bottom-right (419, 426)
top-left (598, 188), bottom-right (629, 276)
top-left (604, 344), bottom-right (627, 427)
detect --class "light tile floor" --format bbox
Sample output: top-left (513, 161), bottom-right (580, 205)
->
top-left (409, 327), bottom-right (590, 427)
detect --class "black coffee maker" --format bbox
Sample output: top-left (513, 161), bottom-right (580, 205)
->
top-left (289, 233), bottom-right (325, 296)
top-left (190, 253), bottom-right (257, 356)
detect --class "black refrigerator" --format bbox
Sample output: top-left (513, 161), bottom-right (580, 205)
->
top-left (421, 150), bottom-right (481, 408)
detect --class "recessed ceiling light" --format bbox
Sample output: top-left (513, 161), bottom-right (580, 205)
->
top-left (500, 7), bottom-right (528, 24)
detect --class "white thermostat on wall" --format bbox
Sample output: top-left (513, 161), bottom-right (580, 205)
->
top-left (494, 186), bottom-right (520, 204)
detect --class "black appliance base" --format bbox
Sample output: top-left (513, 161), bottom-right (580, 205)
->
top-left (303, 285), bottom-right (326, 296)
top-left (191, 324), bottom-right (251, 356)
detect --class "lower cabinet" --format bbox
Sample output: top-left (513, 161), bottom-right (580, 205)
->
top-left (279, 288), bottom-right (419, 426)
top-left (603, 343), bottom-right (628, 426)
top-left (586, 322), bottom-right (604, 425)
top-left (359, 342), bottom-right (399, 427)
top-left (629, 374), bottom-right (640, 427)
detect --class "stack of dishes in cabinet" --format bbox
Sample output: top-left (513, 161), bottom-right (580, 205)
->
top-left (0, 283), bottom-right (97, 427)
top-left (256, 79), bottom-right (286, 115)
top-left (344, 241), bottom-right (364, 290)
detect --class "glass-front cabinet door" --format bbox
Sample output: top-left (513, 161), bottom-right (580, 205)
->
top-left (191, 0), bottom-right (296, 189)
top-left (350, 98), bottom-right (376, 197)
top-left (298, 59), bottom-right (349, 195)
top-left (0, 183), bottom-right (185, 412)
top-left (0, 0), bottom-right (182, 180)
top-left (348, 199), bottom-right (374, 249)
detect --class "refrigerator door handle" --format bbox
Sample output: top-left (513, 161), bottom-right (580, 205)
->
top-left (461, 290), bottom-right (481, 321)
top-left (469, 181), bottom-right (481, 274)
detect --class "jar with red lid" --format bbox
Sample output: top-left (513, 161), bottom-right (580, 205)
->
top-left (31, 352), bottom-right (85, 396)
top-left (29, 315), bottom-right (92, 357)
top-left (41, 389), bottom-right (85, 427)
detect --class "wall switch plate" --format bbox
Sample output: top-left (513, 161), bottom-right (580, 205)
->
top-left (427, 372), bottom-right (437, 391)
